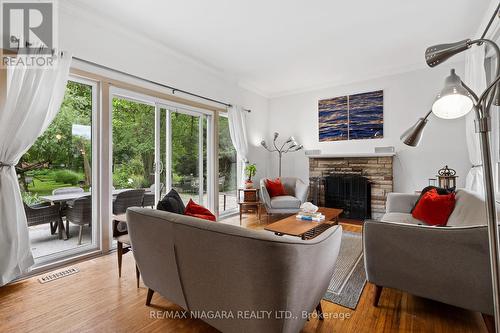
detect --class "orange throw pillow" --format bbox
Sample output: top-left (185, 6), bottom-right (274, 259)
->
top-left (412, 189), bottom-right (455, 226)
top-left (184, 199), bottom-right (216, 221)
top-left (265, 178), bottom-right (286, 197)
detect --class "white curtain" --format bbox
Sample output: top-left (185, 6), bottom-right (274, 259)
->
top-left (228, 105), bottom-right (249, 187)
top-left (464, 46), bottom-right (487, 194)
top-left (0, 51), bottom-right (71, 285)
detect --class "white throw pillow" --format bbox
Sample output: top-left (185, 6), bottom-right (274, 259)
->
top-left (446, 189), bottom-right (487, 227)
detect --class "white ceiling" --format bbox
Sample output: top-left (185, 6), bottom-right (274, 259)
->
top-left (67, 0), bottom-right (492, 97)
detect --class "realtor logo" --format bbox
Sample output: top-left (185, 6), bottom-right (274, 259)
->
top-left (1, 1), bottom-right (57, 67)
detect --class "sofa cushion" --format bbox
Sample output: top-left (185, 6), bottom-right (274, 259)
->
top-left (157, 189), bottom-right (185, 214)
top-left (380, 212), bottom-right (426, 225)
top-left (270, 195), bottom-right (301, 209)
top-left (265, 178), bottom-right (287, 197)
top-left (280, 177), bottom-right (297, 196)
top-left (447, 189), bottom-right (487, 227)
top-left (411, 186), bottom-right (454, 213)
top-left (411, 189), bottom-right (455, 226)
top-left (184, 199), bottom-right (216, 221)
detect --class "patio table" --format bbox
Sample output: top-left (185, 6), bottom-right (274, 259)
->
top-left (39, 189), bottom-right (153, 239)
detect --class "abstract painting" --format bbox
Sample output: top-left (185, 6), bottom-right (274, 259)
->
top-left (318, 95), bottom-right (348, 141)
top-left (319, 90), bottom-right (383, 141)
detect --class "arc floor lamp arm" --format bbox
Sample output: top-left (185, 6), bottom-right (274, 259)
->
top-left (469, 39), bottom-right (500, 106)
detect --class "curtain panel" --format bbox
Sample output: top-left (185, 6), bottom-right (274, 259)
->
top-left (228, 105), bottom-right (249, 187)
top-left (0, 52), bottom-right (71, 285)
top-left (464, 46), bottom-right (487, 194)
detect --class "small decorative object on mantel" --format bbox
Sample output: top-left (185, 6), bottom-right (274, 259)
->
top-left (261, 132), bottom-right (303, 177)
top-left (437, 165), bottom-right (457, 190)
top-left (244, 163), bottom-right (257, 189)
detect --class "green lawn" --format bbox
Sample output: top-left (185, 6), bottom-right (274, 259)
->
top-left (27, 178), bottom-right (74, 196)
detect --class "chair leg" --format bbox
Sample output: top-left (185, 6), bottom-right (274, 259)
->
top-left (58, 217), bottom-right (68, 240)
top-left (316, 302), bottom-right (324, 320)
top-left (373, 284), bottom-right (383, 307)
top-left (135, 265), bottom-right (140, 288)
top-left (146, 288), bottom-right (154, 306)
top-left (482, 313), bottom-right (495, 333)
top-left (77, 225), bottom-right (83, 245)
top-left (117, 242), bottom-right (123, 278)
top-left (50, 221), bottom-right (57, 235)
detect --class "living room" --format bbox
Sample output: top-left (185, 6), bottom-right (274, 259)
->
top-left (0, 0), bottom-right (499, 332)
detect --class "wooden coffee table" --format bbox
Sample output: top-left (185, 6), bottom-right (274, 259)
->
top-left (264, 207), bottom-right (343, 240)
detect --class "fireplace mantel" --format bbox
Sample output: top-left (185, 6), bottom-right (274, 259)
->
top-left (306, 152), bottom-right (396, 158)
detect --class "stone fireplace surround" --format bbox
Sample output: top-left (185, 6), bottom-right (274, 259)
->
top-left (308, 153), bottom-right (394, 220)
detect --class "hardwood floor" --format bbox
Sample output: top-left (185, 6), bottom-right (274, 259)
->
top-left (0, 213), bottom-right (488, 333)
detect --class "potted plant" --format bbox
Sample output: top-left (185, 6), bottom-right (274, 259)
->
top-left (244, 164), bottom-right (257, 189)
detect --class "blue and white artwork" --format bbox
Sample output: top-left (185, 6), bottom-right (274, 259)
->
top-left (319, 90), bottom-right (383, 141)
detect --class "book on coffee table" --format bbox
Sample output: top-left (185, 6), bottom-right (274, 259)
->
top-left (265, 207), bottom-right (343, 240)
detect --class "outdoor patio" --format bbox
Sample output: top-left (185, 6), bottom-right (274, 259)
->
top-left (28, 193), bottom-right (238, 260)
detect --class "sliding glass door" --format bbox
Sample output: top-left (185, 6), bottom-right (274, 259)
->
top-left (218, 113), bottom-right (238, 215)
top-left (160, 106), bottom-right (213, 209)
top-left (20, 77), bottom-right (99, 263)
top-left (109, 90), bottom-right (214, 218)
top-left (111, 96), bottom-right (156, 191)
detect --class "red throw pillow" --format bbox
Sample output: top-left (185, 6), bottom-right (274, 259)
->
top-left (184, 199), bottom-right (216, 221)
top-left (412, 189), bottom-right (455, 226)
top-left (265, 178), bottom-right (287, 197)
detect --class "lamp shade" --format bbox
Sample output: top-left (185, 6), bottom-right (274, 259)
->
top-left (425, 39), bottom-right (470, 67)
top-left (431, 69), bottom-right (473, 119)
top-left (400, 117), bottom-right (429, 147)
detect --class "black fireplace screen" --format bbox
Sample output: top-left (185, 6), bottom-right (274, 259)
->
top-left (311, 175), bottom-right (371, 220)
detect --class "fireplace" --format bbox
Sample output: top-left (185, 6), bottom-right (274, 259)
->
top-left (326, 174), bottom-right (371, 219)
top-left (310, 174), bottom-right (371, 219)
top-left (308, 154), bottom-right (394, 220)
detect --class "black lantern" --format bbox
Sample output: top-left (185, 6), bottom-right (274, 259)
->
top-left (437, 165), bottom-right (457, 190)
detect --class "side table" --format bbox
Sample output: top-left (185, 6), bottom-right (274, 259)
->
top-left (238, 188), bottom-right (262, 224)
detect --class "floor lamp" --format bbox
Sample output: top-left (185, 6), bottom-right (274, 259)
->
top-left (400, 38), bottom-right (500, 331)
top-left (261, 132), bottom-right (303, 177)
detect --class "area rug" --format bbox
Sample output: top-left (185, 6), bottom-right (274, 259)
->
top-left (323, 231), bottom-right (366, 309)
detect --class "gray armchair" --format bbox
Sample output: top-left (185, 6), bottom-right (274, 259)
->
top-left (260, 177), bottom-right (308, 218)
top-left (363, 189), bottom-right (494, 328)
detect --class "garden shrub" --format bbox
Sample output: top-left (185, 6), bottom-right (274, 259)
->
top-left (53, 170), bottom-right (82, 185)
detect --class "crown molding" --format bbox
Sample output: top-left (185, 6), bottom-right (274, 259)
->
top-left (263, 57), bottom-right (466, 99)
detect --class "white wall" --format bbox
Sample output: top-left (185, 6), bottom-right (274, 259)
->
top-left (58, 5), bottom-right (471, 193)
top-left (267, 64), bottom-right (471, 193)
top-left (58, 4), bottom-right (270, 183)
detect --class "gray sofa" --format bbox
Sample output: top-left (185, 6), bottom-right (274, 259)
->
top-left (260, 177), bottom-right (309, 215)
top-left (127, 207), bottom-right (343, 333)
top-left (363, 189), bottom-right (494, 318)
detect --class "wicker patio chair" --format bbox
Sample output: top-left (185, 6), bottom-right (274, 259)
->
top-left (142, 183), bottom-right (164, 208)
top-left (112, 189), bottom-right (145, 287)
top-left (53, 186), bottom-right (84, 216)
top-left (66, 195), bottom-right (92, 245)
top-left (113, 189), bottom-right (145, 215)
top-left (52, 187), bottom-right (84, 195)
top-left (24, 202), bottom-right (63, 237)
